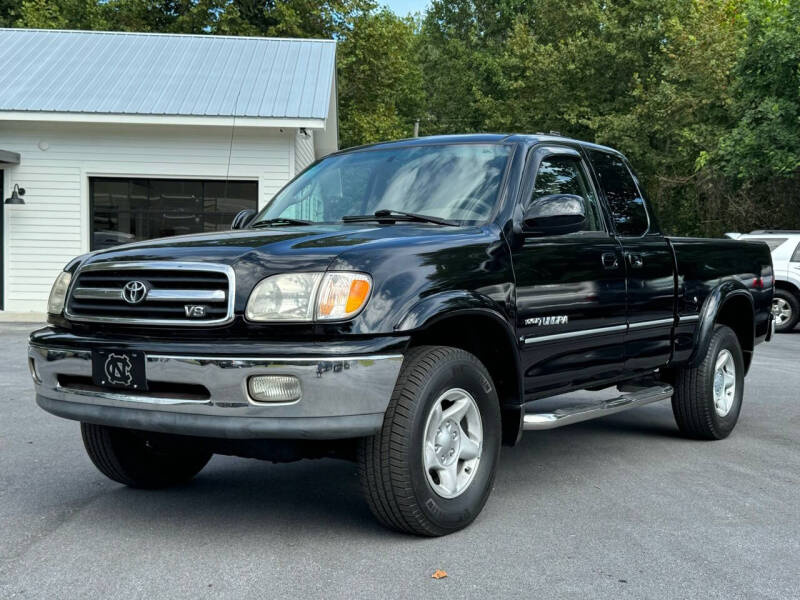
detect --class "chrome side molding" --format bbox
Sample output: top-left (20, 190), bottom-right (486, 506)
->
top-left (522, 384), bottom-right (674, 431)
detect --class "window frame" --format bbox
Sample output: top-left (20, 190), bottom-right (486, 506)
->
top-left (790, 241), bottom-right (800, 262)
top-left (89, 177), bottom-right (259, 251)
top-left (585, 148), bottom-right (653, 238)
top-left (518, 144), bottom-right (610, 236)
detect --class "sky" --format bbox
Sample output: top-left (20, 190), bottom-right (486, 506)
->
top-left (382, 0), bottom-right (431, 15)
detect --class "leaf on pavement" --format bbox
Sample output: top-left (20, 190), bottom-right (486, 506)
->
top-left (431, 570), bottom-right (448, 579)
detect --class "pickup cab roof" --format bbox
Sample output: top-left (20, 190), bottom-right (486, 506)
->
top-left (335, 133), bottom-right (624, 158)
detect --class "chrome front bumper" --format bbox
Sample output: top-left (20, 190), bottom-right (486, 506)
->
top-left (29, 344), bottom-right (403, 439)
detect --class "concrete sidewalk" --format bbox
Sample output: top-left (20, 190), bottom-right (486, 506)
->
top-left (0, 311), bottom-right (45, 323)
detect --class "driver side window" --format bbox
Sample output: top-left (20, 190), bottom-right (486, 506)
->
top-left (279, 164), bottom-right (372, 222)
top-left (530, 155), bottom-right (604, 232)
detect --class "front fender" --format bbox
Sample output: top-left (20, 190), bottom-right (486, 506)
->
top-left (394, 289), bottom-right (514, 333)
top-left (689, 280), bottom-right (754, 368)
top-left (395, 290), bottom-right (524, 431)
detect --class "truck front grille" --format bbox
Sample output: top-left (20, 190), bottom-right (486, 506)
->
top-left (65, 262), bottom-right (235, 326)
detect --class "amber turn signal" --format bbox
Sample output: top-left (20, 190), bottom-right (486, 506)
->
top-left (316, 272), bottom-right (372, 320)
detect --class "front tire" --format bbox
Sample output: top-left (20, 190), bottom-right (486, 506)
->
top-left (81, 423), bottom-right (212, 488)
top-left (772, 289), bottom-right (799, 333)
top-left (672, 325), bottom-right (744, 440)
top-left (358, 346), bottom-right (501, 536)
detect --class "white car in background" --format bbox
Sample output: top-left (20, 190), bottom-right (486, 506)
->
top-left (726, 231), bottom-right (800, 332)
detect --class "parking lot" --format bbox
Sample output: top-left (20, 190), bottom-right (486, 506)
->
top-left (1, 322), bottom-right (798, 599)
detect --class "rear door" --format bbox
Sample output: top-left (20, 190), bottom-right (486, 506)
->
top-left (586, 149), bottom-right (676, 372)
top-left (513, 145), bottom-right (627, 397)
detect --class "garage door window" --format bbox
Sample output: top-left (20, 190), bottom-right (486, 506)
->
top-left (91, 178), bottom-right (258, 250)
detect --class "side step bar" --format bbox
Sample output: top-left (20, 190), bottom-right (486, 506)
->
top-left (522, 384), bottom-right (674, 431)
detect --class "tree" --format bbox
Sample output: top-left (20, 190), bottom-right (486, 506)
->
top-left (337, 8), bottom-right (423, 147)
top-left (8, 0), bottom-right (800, 233)
top-left (16, 0), bottom-right (106, 29)
top-left (714, 0), bottom-right (800, 180)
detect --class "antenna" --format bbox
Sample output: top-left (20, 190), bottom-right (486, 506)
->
top-left (223, 85), bottom-right (243, 210)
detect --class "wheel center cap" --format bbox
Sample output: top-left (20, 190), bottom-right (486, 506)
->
top-left (435, 420), bottom-right (460, 465)
top-left (713, 372), bottom-right (724, 398)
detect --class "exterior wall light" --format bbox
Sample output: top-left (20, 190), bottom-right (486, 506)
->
top-left (5, 183), bottom-right (25, 205)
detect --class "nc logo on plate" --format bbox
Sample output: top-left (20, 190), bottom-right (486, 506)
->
top-left (104, 353), bottom-right (133, 386)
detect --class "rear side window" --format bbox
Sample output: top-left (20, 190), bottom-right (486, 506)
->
top-left (588, 150), bottom-right (649, 236)
top-left (792, 242), bottom-right (800, 262)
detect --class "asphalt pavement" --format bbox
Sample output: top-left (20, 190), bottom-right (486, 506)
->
top-left (1, 323), bottom-right (798, 599)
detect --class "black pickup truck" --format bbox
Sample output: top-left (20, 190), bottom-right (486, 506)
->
top-left (30, 134), bottom-right (774, 536)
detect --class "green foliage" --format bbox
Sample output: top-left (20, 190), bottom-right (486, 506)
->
top-left (16, 0), bottom-right (106, 29)
top-left (337, 8), bottom-right (423, 147)
top-left (7, 0), bottom-right (800, 234)
top-left (714, 0), bottom-right (800, 180)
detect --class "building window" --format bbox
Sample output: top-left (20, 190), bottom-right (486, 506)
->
top-left (90, 178), bottom-right (258, 250)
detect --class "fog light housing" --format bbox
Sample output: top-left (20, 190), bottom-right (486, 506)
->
top-left (247, 375), bottom-right (301, 403)
top-left (28, 357), bottom-right (41, 384)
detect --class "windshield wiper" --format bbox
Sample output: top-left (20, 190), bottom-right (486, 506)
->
top-left (341, 209), bottom-right (459, 227)
top-left (251, 218), bottom-right (312, 228)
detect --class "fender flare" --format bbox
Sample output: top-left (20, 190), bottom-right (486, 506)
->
top-left (395, 290), bottom-right (523, 406)
top-left (689, 280), bottom-right (754, 368)
top-left (395, 290), bottom-right (512, 332)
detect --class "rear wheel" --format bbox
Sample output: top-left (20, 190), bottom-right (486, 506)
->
top-left (358, 346), bottom-right (501, 536)
top-left (81, 423), bottom-right (212, 488)
top-left (671, 325), bottom-right (744, 440)
top-left (772, 289), bottom-right (799, 333)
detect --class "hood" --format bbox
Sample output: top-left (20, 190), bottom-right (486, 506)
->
top-left (79, 224), bottom-right (492, 310)
top-left (83, 223), bottom-right (484, 267)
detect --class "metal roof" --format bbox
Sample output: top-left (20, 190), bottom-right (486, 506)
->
top-left (0, 29), bottom-right (336, 120)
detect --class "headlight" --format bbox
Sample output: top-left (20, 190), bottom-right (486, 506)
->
top-left (47, 271), bottom-right (72, 315)
top-left (245, 272), bottom-right (372, 322)
top-left (246, 273), bottom-right (323, 321)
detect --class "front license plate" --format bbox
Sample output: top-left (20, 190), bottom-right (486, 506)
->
top-left (92, 349), bottom-right (148, 391)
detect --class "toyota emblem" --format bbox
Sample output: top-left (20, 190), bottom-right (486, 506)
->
top-left (121, 280), bottom-right (148, 304)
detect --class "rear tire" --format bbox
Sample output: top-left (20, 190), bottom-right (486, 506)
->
top-left (672, 325), bottom-right (744, 440)
top-left (772, 289), bottom-right (799, 333)
top-left (358, 346), bottom-right (501, 536)
top-left (81, 423), bottom-right (212, 488)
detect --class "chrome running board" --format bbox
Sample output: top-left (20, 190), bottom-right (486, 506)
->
top-left (522, 384), bottom-right (674, 431)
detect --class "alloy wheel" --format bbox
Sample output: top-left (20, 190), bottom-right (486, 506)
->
top-left (712, 349), bottom-right (736, 417)
top-left (422, 388), bottom-right (483, 499)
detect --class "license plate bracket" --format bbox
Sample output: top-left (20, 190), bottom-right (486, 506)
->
top-left (92, 349), bottom-right (148, 391)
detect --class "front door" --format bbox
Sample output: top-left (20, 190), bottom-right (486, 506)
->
top-left (513, 145), bottom-right (627, 398)
top-left (586, 149), bottom-right (676, 372)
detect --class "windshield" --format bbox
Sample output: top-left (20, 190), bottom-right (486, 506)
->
top-left (251, 143), bottom-right (512, 226)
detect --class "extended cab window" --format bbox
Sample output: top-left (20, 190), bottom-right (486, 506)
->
top-left (588, 150), bottom-right (649, 236)
top-left (530, 155), bottom-right (604, 231)
top-left (792, 242), bottom-right (800, 262)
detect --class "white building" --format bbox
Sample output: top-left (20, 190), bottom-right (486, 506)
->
top-left (0, 28), bottom-right (338, 314)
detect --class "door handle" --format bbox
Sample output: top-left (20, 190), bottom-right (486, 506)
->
top-left (601, 252), bottom-right (619, 270)
top-left (627, 253), bottom-right (644, 269)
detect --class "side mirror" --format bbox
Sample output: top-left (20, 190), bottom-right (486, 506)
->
top-left (523, 193), bottom-right (586, 236)
top-left (231, 209), bottom-right (257, 230)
